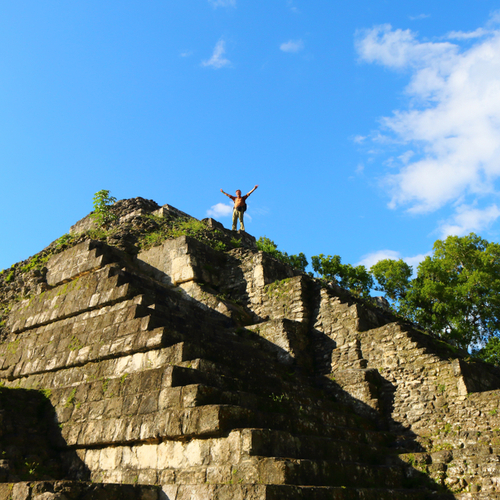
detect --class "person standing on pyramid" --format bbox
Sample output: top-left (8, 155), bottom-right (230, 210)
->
top-left (220, 185), bottom-right (259, 231)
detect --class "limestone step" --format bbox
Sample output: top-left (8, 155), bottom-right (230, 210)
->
top-left (230, 455), bottom-right (407, 488)
top-left (239, 428), bottom-right (382, 463)
top-left (169, 358), bottom-right (383, 435)
top-left (62, 404), bottom-right (253, 446)
top-left (0, 480), bottom-right (160, 500)
top-left (81, 482), bottom-right (431, 500)
top-left (46, 239), bottom-right (114, 287)
top-left (7, 264), bottom-right (135, 334)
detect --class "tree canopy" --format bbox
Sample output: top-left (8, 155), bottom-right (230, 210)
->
top-left (372, 233), bottom-right (500, 352)
top-left (311, 254), bottom-right (373, 298)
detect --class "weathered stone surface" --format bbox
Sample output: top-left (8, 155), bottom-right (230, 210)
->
top-left (3, 199), bottom-right (500, 498)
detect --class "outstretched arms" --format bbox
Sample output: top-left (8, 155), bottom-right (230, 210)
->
top-left (246, 185), bottom-right (259, 197)
top-left (221, 185), bottom-right (259, 198)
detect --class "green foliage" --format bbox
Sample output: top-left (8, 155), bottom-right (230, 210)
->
top-left (371, 233), bottom-right (500, 352)
top-left (230, 238), bottom-right (241, 248)
top-left (256, 236), bottom-right (308, 272)
top-left (55, 233), bottom-right (79, 248)
top-left (211, 240), bottom-right (227, 252)
top-left (168, 218), bottom-right (206, 239)
top-left (473, 336), bottom-right (500, 366)
top-left (90, 190), bottom-right (117, 228)
top-left (401, 234), bottom-right (500, 350)
top-left (87, 227), bottom-right (110, 241)
top-left (139, 217), bottom-right (226, 252)
top-left (68, 336), bottom-right (82, 351)
top-left (311, 254), bottom-right (373, 297)
top-left (40, 388), bottom-right (52, 400)
top-left (64, 388), bottom-right (77, 407)
top-left (370, 259), bottom-right (413, 302)
top-left (20, 253), bottom-right (51, 273)
top-left (25, 461), bottom-right (38, 476)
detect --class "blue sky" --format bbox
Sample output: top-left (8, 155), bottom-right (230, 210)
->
top-left (2, 1), bottom-right (500, 274)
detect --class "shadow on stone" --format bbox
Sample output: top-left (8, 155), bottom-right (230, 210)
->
top-left (0, 387), bottom-right (89, 482)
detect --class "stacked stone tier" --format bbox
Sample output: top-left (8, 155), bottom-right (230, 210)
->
top-left (5, 230), bottom-right (499, 498)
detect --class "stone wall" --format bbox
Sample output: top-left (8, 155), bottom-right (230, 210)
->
top-left (3, 200), bottom-right (500, 498)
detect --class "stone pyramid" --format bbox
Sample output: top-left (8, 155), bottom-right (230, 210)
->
top-left (1, 198), bottom-right (500, 500)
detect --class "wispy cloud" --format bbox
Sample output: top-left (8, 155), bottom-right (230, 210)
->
top-left (446, 28), bottom-right (491, 40)
top-left (409, 14), bottom-right (430, 21)
top-left (207, 203), bottom-right (233, 218)
top-left (179, 50), bottom-right (193, 58)
top-left (280, 39), bottom-right (304, 53)
top-left (208, 0), bottom-right (236, 8)
top-left (202, 40), bottom-right (231, 69)
top-left (439, 204), bottom-right (500, 237)
top-left (355, 16), bottom-right (500, 236)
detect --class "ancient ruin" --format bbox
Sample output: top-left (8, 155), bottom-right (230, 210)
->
top-left (1, 197), bottom-right (500, 499)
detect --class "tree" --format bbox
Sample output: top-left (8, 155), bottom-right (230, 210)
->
top-left (406, 234), bottom-right (500, 349)
top-left (256, 236), bottom-right (308, 272)
top-left (371, 259), bottom-right (413, 302)
top-left (311, 254), bottom-right (373, 297)
top-left (473, 337), bottom-right (500, 366)
top-left (91, 190), bottom-right (117, 228)
top-left (373, 234), bottom-right (500, 351)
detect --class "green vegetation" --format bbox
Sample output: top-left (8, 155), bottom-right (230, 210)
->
top-left (90, 189), bottom-right (117, 228)
top-left (68, 336), bottom-right (83, 351)
top-left (20, 253), bottom-right (52, 273)
top-left (64, 388), bottom-right (77, 407)
top-left (474, 337), bottom-right (500, 366)
top-left (256, 236), bottom-right (308, 271)
top-left (24, 461), bottom-right (38, 476)
top-left (7, 339), bottom-right (20, 355)
top-left (372, 233), bottom-right (500, 353)
top-left (312, 254), bottom-right (373, 298)
top-left (138, 217), bottom-right (227, 252)
top-left (40, 388), bottom-right (52, 399)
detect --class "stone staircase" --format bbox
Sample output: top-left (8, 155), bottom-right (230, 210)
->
top-left (2, 202), bottom-right (500, 498)
top-left (0, 237), bottom-right (450, 499)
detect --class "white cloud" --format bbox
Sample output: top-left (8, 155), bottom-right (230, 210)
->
top-left (355, 24), bottom-right (456, 69)
top-left (280, 39), bottom-right (304, 53)
top-left (356, 19), bottom-right (500, 227)
top-left (207, 203), bottom-right (233, 218)
top-left (358, 249), bottom-right (401, 269)
top-left (439, 204), bottom-right (500, 237)
top-left (208, 0), bottom-right (235, 8)
top-left (353, 135), bottom-right (366, 144)
top-left (358, 249), bottom-right (430, 271)
top-left (446, 28), bottom-right (491, 40)
top-left (202, 40), bottom-right (231, 69)
top-left (180, 50), bottom-right (193, 58)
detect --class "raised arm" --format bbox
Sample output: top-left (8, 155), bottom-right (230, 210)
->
top-left (220, 188), bottom-right (232, 199)
top-left (246, 185), bottom-right (259, 197)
